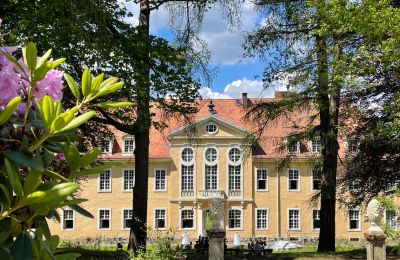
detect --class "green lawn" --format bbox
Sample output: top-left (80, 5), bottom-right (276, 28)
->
top-left (57, 244), bottom-right (400, 259)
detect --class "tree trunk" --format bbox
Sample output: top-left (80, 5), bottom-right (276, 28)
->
top-left (128, 0), bottom-right (151, 251)
top-left (316, 33), bottom-right (340, 252)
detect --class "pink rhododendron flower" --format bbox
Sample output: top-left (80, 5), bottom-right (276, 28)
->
top-left (0, 46), bottom-right (18, 69)
top-left (0, 66), bottom-right (21, 110)
top-left (33, 69), bottom-right (64, 100)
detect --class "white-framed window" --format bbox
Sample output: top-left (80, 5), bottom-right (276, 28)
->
top-left (123, 169), bottom-right (135, 191)
top-left (205, 165), bottom-right (218, 190)
top-left (99, 138), bottom-right (112, 154)
top-left (385, 210), bottom-right (398, 230)
top-left (122, 209), bottom-right (132, 230)
top-left (181, 147), bottom-right (195, 164)
top-left (154, 169), bottom-right (167, 191)
top-left (205, 123), bottom-right (218, 134)
top-left (154, 209), bottom-right (166, 229)
top-left (62, 209), bottom-right (74, 230)
top-left (98, 209), bottom-right (111, 230)
top-left (123, 135), bottom-right (135, 154)
top-left (288, 209), bottom-right (300, 230)
top-left (181, 209), bottom-right (195, 229)
top-left (99, 169), bottom-right (111, 192)
top-left (227, 147), bottom-right (242, 193)
top-left (256, 168), bottom-right (268, 191)
top-left (348, 209), bottom-right (361, 231)
top-left (228, 209), bottom-right (242, 230)
top-left (312, 209), bottom-right (320, 230)
top-left (181, 165), bottom-right (194, 191)
top-left (204, 147), bottom-right (218, 190)
top-left (311, 137), bottom-right (321, 153)
top-left (205, 147), bottom-right (218, 163)
top-left (256, 209), bottom-right (268, 230)
top-left (287, 141), bottom-right (300, 154)
top-left (228, 165), bottom-right (241, 190)
top-left (312, 168), bottom-right (321, 191)
top-left (288, 169), bottom-right (300, 191)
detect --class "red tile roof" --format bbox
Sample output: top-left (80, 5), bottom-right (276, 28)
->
top-left (101, 93), bottom-right (346, 160)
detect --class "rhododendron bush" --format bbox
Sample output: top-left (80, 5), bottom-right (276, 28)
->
top-left (0, 42), bottom-right (133, 259)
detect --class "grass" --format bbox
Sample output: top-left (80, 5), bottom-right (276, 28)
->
top-left (57, 243), bottom-right (400, 260)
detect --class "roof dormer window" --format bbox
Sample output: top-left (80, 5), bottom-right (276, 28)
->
top-left (123, 135), bottom-right (135, 154)
top-left (99, 138), bottom-right (113, 155)
top-left (205, 123), bottom-right (218, 134)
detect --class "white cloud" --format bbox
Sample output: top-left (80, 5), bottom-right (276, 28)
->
top-left (200, 76), bottom-right (290, 99)
top-left (122, 1), bottom-right (260, 65)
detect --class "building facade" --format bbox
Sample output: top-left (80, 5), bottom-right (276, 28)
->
top-left (48, 93), bottom-right (391, 242)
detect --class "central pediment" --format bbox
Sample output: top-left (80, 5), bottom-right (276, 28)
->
top-left (168, 115), bottom-right (250, 141)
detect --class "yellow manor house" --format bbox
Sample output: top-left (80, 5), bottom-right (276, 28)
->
top-left (48, 92), bottom-right (396, 243)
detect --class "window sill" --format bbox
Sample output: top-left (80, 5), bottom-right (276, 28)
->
top-left (98, 190), bottom-right (112, 193)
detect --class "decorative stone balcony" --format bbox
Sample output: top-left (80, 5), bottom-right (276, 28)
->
top-left (180, 190), bottom-right (195, 199)
top-left (227, 189), bottom-right (242, 198)
top-left (198, 190), bottom-right (226, 200)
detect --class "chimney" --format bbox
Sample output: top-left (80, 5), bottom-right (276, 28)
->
top-left (242, 93), bottom-right (248, 108)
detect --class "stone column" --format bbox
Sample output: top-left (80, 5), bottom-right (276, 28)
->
top-left (364, 198), bottom-right (387, 260)
top-left (207, 230), bottom-right (226, 260)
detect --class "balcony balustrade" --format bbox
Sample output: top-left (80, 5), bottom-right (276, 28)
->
top-left (228, 189), bottom-right (242, 198)
top-left (198, 190), bottom-right (226, 199)
top-left (181, 190), bottom-right (195, 199)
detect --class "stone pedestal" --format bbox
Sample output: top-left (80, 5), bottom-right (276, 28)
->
top-left (207, 230), bottom-right (226, 260)
top-left (365, 230), bottom-right (387, 260)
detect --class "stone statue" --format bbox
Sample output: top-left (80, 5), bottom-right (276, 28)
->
top-left (364, 198), bottom-right (387, 260)
top-left (209, 197), bottom-right (225, 231)
top-left (366, 198), bottom-right (384, 230)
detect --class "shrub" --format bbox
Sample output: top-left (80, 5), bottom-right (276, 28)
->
top-left (0, 42), bottom-right (133, 259)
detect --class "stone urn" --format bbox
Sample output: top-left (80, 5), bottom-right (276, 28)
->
top-left (208, 197), bottom-right (225, 231)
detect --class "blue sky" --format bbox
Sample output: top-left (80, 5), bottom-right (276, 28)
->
top-left (122, 1), bottom-right (286, 99)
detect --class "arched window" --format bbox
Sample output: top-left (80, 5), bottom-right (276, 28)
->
top-left (181, 147), bottom-right (195, 198)
top-left (228, 147), bottom-right (242, 197)
top-left (204, 147), bottom-right (218, 190)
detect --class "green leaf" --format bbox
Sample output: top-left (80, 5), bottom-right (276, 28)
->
top-left (51, 110), bottom-right (75, 132)
top-left (36, 49), bottom-right (52, 69)
top-left (34, 62), bottom-right (52, 81)
top-left (23, 42), bottom-right (37, 71)
top-left (75, 162), bottom-right (126, 177)
top-left (23, 170), bottom-right (42, 195)
top-left (39, 183), bottom-right (79, 205)
top-left (0, 245), bottom-right (13, 260)
top-left (62, 143), bottom-right (80, 175)
top-left (59, 198), bottom-right (88, 208)
top-left (69, 204), bottom-right (93, 218)
top-left (0, 184), bottom-right (11, 209)
top-left (55, 253), bottom-right (81, 260)
top-left (57, 111), bottom-right (96, 133)
top-left (80, 148), bottom-right (101, 167)
top-left (93, 101), bottom-right (135, 109)
top-left (0, 219), bottom-right (11, 243)
top-left (11, 233), bottom-right (33, 260)
top-left (98, 77), bottom-right (119, 90)
top-left (51, 58), bottom-right (65, 69)
top-left (42, 95), bottom-right (55, 127)
top-left (35, 217), bottom-right (51, 240)
top-left (0, 96), bottom-right (22, 125)
top-left (91, 73), bottom-right (104, 93)
top-left (4, 158), bottom-right (23, 197)
top-left (42, 169), bottom-right (69, 182)
top-left (81, 70), bottom-right (91, 97)
top-left (0, 50), bottom-right (26, 78)
top-left (64, 73), bottom-right (80, 100)
top-left (47, 235), bottom-right (60, 251)
top-left (17, 191), bottom-right (46, 208)
top-left (95, 82), bottom-right (124, 98)
top-left (3, 150), bottom-right (44, 171)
